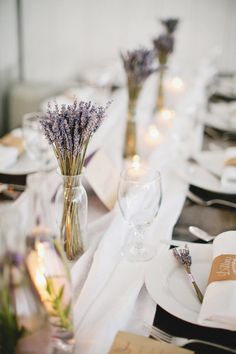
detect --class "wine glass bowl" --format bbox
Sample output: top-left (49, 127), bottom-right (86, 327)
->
top-left (22, 112), bottom-right (52, 164)
top-left (118, 166), bottom-right (162, 262)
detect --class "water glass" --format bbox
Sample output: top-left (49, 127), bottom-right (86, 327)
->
top-left (22, 112), bottom-right (51, 164)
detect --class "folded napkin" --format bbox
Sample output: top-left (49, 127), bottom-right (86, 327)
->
top-left (198, 230), bottom-right (236, 330)
top-left (221, 147), bottom-right (236, 191)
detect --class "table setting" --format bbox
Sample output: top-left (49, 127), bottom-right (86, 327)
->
top-left (1, 16), bottom-right (236, 354)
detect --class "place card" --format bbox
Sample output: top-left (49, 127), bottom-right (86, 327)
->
top-left (109, 331), bottom-right (194, 354)
top-left (85, 150), bottom-right (120, 210)
top-left (208, 254), bottom-right (236, 284)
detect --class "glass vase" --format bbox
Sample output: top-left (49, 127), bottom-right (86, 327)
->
top-left (0, 210), bottom-right (51, 354)
top-left (156, 65), bottom-right (165, 111)
top-left (123, 84), bottom-right (141, 159)
top-left (26, 233), bottom-right (75, 353)
top-left (56, 174), bottom-right (88, 262)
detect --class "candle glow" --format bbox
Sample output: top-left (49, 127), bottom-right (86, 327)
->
top-left (159, 108), bottom-right (175, 121)
top-left (145, 125), bottom-right (162, 147)
top-left (132, 154), bottom-right (141, 168)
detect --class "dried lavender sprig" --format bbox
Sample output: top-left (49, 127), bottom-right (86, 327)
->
top-left (160, 18), bottom-right (179, 34)
top-left (173, 245), bottom-right (204, 303)
top-left (121, 47), bottom-right (157, 88)
top-left (173, 245), bottom-right (192, 267)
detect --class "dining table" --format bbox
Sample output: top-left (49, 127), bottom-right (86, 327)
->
top-left (1, 62), bottom-right (236, 354)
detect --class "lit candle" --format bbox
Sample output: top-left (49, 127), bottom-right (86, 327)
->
top-left (168, 76), bottom-right (184, 93)
top-left (132, 154), bottom-right (141, 168)
top-left (145, 125), bottom-right (162, 147)
top-left (26, 239), bottom-right (71, 313)
top-left (159, 108), bottom-right (175, 121)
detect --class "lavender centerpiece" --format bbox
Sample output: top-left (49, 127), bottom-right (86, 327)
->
top-left (40, 100), bottom-right (109, 261)
top-left (121, 48), bottom-right (156, 158)
top-left (153, 18), bottom-right (179, 111)
top-left (161, 18), bottom-right (179, 35)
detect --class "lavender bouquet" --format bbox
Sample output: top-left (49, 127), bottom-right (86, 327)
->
top-left (121, 48), bottom-right (156, 158)
top-left (153, 19), bottom-right (179, 111)
top-left (153, 34), bottom-right (174, 110)
top-left (161, 18), bottom-right (179, 35)
top-left (40, 100), bottom-right (109, 261)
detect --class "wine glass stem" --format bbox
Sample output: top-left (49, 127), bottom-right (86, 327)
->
top-left (133, 228), bottom-right (144, 250)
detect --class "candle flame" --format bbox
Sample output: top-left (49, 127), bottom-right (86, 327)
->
top-left (170, 77), bottom-right (184, 90)
top-left (160, 108), bottom-right (175, 121)
top-left (132, 154), bottom-right (141, 168)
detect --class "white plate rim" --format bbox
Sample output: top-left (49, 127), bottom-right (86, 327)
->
top-left (174, 151), bottom-right (236, 195)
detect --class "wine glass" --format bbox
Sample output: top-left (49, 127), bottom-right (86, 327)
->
top-left (118, 166), bottom-right (162, 262)
top-left (22, 112), bottom-right (52, 165)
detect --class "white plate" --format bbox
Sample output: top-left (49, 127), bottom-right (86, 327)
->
top-left (145, 243), bottom-right (212, 325)
top-left (202, 112), bottom-right (236, 133)
top-left (174, 150), bottom-right (236, 194)
top-left (0, 153), bottom-right (57, 175)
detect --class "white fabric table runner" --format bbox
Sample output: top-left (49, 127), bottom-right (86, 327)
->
top-left (69, 69), bottom-right (212, 353)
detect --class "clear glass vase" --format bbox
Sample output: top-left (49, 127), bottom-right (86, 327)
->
top-left (156, 65), bottom-right (165, 111)
top-left (123, 84), bottom-right (141, 159)
top-left (0, 210), bottom-right (51, 354)
top-left (26, 233), bottom-right (75, 353)
top-left (56, 174), bottom-right (88, 262)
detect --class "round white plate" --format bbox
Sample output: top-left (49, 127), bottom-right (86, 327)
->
top-left (174, 150), bottom-right (236, 194)
top-left (0, 153), bottom-right (57, 175)
top-left (203, 113), bottom-right (236, 133)
top-left (145, 243), bottom-right (212, 325)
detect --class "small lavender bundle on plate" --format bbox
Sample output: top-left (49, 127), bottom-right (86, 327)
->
top-left (121, 48), bottom-right (156, 158)
top-left (40, 99), bottom-right (110, 261)
top-left (173, 245), bottom-right (204, 304)
top-left (161, 18), bottom-right (179, 35)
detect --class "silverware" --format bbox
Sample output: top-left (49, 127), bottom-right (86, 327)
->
top-left (173, 245), bottom-right (203, 303)
top-left (187, 190), bottom-right (236, 209)
top-left (188, 226), bottom-right (215, 242)
top-left (145, 323), bottom-right (236, 353)
top-left (0, 183), bottom-right (25, 193)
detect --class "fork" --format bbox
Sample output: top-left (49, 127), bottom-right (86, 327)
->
top-left (187, 190), bottom-right (236, 209)
top-left (145, 323), bottom-right (236, 353)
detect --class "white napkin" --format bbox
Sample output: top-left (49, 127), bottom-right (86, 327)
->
top-left (0, 145), bottom-right (19, 170)
top-left (221, 147), bottom-right (236, 191)
top-left (198, 231), bottom-right (236, 330)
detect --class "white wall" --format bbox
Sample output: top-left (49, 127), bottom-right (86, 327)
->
top-left (0, 0), bottom-right (19, 133)
top-left (21, 0), bottom-right (236, 82)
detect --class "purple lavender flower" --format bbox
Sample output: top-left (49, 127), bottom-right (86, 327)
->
top-left (161, 18), bottom-right (179, 34)
top-left (173, 245), bottom-right (192, 267)
top-left (39, 99), bottom-right (110, 175)
top-left (153, 34), bottom-right (174, 65)
top-left (121, 48), bottom-right (156, 88)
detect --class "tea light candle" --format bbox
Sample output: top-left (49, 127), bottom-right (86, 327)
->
top-left (168, 76), bottom-right (184, 93)
top-left (159, 108), bottom-right (175, 121)
top-left (132, 154), bottom-right (141, 168)
top-left (145, 125), bottom-right (162, 147)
